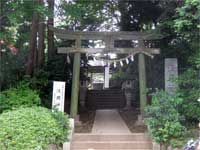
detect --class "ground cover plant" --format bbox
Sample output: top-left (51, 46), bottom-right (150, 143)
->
top-left (0, 107), bottom-right (70, 150)
top-left (0, 81), bottom-right (40, 113)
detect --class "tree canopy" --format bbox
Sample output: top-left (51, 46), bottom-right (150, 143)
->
top-left (0, 0), bottom-right (199, 94)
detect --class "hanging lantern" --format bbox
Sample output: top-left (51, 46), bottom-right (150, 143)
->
top-left (131, 55), bottom-right (134, 61)
top-left (126, 58), bottom-right (129, 64)
top-left (67, 55), bottom-right (71, 64)
top-left (120, 60), bottom-right (123, 66)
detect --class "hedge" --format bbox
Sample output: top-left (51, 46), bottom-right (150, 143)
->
top-left (0, 107), bottom-right (70, 150)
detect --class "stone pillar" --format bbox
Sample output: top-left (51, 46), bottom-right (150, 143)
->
top-left (104, 63), bottom-right (110, 89)
top-left (70, 53), bottom-right (81, 118)
top-left (122, 80), bottom-right (134, 109)
top-left (125, 92), bottom-right (132, 108)
top-left (165, 58), bottom-right (178, 94)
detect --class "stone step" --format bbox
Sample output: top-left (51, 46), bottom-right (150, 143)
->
top-left (86, 90), bottom-right (126, 109)
top-left (73, 133), bottom-right (151, 141)
top-left (71, 149), bottom-right (152, 150)
top-left (87, 95), bottom-right (124, 98)
top-left (87, 89), bottom-right (123, 93)
top-left (71, 141), bottom-right (152, 149)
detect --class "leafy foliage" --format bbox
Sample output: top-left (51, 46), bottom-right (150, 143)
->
top-left (174, 0), bottom-right (200, 37)
top-left (145, 90), bottom-right (186, 146)
top-left (59, 0), bottom-right (109, 30)
top-left (0, 40), bottom-right (28, 90)
top-left (119, 0), bottom-right (163, 31)
top-left (178, 69), bottom-right (200, 122)
top-left (22, 70), bottom-right (51, 108)
top-left (0, 82), bottom-right (40, 113)
top-left (0, 0), bottom-right (46, 44)
top-left (111, 69), bottom-right (129, 81)
top-left (0, 107), bottom-right (70, 150)
top-left (174, 0), bottom-right (200, 69)
top-left (0, 0), bottom-right (49, 89)
top-left (23, 70), bottom-right (49, 95)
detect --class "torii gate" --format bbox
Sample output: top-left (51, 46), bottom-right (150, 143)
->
top-left (50, 26), bottom-right (161, 118)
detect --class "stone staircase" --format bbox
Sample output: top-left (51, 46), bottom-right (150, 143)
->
top-left (71, 133), bottom-right (153, 150)
top-left (86, 89), bottom-right (126, 109)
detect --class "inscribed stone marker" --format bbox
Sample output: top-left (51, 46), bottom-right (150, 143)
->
top-left (165, 58), bottom-right (178, 94)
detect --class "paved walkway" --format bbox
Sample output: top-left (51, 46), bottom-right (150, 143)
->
top-left (92, 109), bottom-right (131, 134)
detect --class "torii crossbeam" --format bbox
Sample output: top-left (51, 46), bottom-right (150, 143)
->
top-left (50, 26), bottom-right (160, 55)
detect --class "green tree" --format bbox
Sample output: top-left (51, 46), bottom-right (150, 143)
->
top-left (174, 0), bottom-right (200, 68)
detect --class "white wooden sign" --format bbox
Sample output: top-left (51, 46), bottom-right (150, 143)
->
top-left (52, 81), bottom-right (66, 112)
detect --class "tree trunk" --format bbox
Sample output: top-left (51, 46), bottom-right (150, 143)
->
top-left (26, 12), bottom-right (38, 75)
top-left (47, 0), bottom-right (54, 61)
top-left (38, 0), bottom-right (45, 68)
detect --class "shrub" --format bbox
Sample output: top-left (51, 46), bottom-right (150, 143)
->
top-left (0, 82), bottom-right (40, 113)
top-left (144, 90), bottom-right (186, 148)
top-left (0, 107), bottom-right (70, 150)
top-left (23, 70), bottom-right (49, 96)
top-left (178, 69), bottom-right (200, 122)
top-left (23, 71), bottom-right (51, 108)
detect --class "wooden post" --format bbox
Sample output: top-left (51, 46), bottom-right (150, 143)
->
top-left (138, 38), bottom-right (147, 116)
top-left (138, 53), bottom-right (147, 116)
top-left (70, 53), bottom-right (81, 118)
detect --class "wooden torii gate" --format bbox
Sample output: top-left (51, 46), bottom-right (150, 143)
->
top-left (50, 26), bottom-right (160, 118)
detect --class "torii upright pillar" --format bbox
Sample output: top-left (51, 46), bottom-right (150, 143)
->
top-left (138, 39), bottom-right (147, 117)
top-left (138, 53), bottom-right (147, 117)
top-left (70, 53), bottom-right (81, 118)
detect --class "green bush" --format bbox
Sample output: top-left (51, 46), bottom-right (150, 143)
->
top-left (144, 90), bottom-right (186, 148)
top-left (0, 107), bottom-right (70, 150)
top-left (23, 71), bottom-right (51, 108)
top-left (178, 69), bottom-right (200, 122)
top-left (0, 82), bottom-right (40, 113)
top-left (23, 70), bottom-right (49, 96)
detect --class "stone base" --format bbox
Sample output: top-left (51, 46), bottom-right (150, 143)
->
top-left (47, 144), bottom-right (57, 150)
top-left (123, 106), bottom-right (132, 110)
top-left (63, 142), bottom-right (70, 150)
top-left (75, 115), bottom-right (82, 126)
top-left (79, 100), bottom-right (85, 108)
top-left (134, 114), bottom-right (144, 126)
top-left (152, 142), bottom-right (178, 150)
top-left (153, 142), bottom-right (160, 150)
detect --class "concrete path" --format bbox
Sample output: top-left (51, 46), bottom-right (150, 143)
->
top-left (92, 109), bottom-right (131, 134)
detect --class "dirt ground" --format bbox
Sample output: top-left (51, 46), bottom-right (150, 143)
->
top-left (74, 108), bottom-right (148, 133)
top-left (74, 110), bottom-right (96, 133)
top-left (119, 108), bottom-right (148, 133)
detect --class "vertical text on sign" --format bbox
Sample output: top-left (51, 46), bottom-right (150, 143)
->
top-left (52, 81), bottom-right (66, 112)
top-left (165, 58), bottom-right (178, 94)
